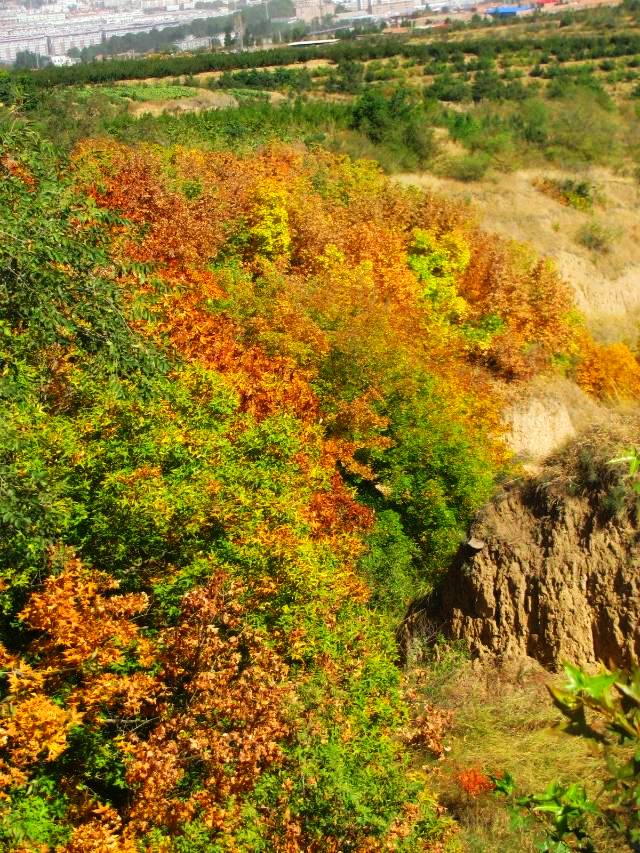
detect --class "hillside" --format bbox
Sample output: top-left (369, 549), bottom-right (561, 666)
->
top-left (2, 13), bottom-right (640, 852)
top-left (398, 167), bottom-right (640, 346)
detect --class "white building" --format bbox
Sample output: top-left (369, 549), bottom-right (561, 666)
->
top-left (49, 53), bottom-right (80, 64)
top-left (173, 33), bottom-right (213, 50)
top-left (0, 2), bottom-right (229, 63)
top-left (294, 0), bottom-right (335, 21)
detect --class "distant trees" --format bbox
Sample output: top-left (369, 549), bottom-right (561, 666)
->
top-left (325, 59), bottom-right (364, 93)
top-left (9, 30), bottom-right (640, 92)
top-left (217, 65), bottom-right (312, 91)
top-left (351, 86), bottom-right (407, 142)
top-left (13, 51), bottom-right (50, 70)
top-left (425, 72), bottom-right (471, 102)
top-left (351, 86), bottom-right (436, 166)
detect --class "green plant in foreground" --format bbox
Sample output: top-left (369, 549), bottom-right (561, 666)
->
top-left (494, 663), bottom-right (640, 852)
top-left (609, 448), bottom-right (640, 497)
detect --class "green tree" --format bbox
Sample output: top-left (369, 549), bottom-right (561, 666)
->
top-left (14, 51), bottom-right (50, 70)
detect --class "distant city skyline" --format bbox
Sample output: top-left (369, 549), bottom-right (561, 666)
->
top-left (0, 0), bottom-right (245, 64)
top-left (0, 0), bottom-right (485, 65)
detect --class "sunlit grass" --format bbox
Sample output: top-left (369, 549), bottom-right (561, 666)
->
top-left (98, 83), bottom-right (198, 101)
top-left (414, 656), bottom-right (623, 852)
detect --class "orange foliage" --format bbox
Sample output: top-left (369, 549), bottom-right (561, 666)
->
top-left (460, 239), bottom-right (575, 379)
top-left (68, 140), bottom-right (590, 468)
top-left (406, 703), bottom-right (454, 759)
top-left (456, 768), bottom-right (495, 798)
top-left (125, 572), bottom-right (292, 835)
top-left (20, 551), bottom-right (151, 670)
top-left (1, 153), bottom-right (36, 191)
top-left (154, 288), bottom-right (320, 423)
top-left (308, 473), bottom-right (375, 536)
top-left (63, 806), bottom-right (137, 853)
top-left (575, 334), bottom-right (640, 399)
top-left (1, 551), bottom-right (294, 847)
top-left (7, 134), bottom-right (612, 851)
top-left (70, 139), bottom-right (624, 410)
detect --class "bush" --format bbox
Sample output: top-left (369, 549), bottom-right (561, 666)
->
top-left (325, 59), bottom-right (364, 93)
top-left (350, 87), bottom-right (436, 169)
top-left (545, 86), bottom-right (621, 166)
top-left (535, 177), bottom-right (602, 210)
top-left (576, 218), bottom-right (616, 252)
top-left (425, 73), bottom-right (471, 102)
top-left (437, 152), bottom-right (491, 181)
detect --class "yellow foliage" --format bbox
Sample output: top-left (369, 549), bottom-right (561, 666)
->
top-left (575, 335), bottom-right (640, 399)
top-left (249, 181), bottom-right (291, 260)
top-left (1, 696), bottom-right (80, 766)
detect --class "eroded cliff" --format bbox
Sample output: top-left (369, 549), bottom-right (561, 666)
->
top-left (406, 420), bottom-right (640, 669)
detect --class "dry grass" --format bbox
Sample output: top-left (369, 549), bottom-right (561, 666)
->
top-left (539, 408), bottom-right (640, 510)
top-left (414, 657), bottom-right (624, 852)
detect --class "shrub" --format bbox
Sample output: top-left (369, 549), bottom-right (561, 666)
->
top-left (350, 87), bottom-right (435, 168)
top-left (535, 177), bottom-right (602, 210)
top-left (437, 152), bottom-right (491, 181)
top-left (425, 73), bottom-right (471, 102)
top-left (545, 86), bottom-right (621, 166)
top-left (576, 218), bottom-right (616, 252)
top-left (575, 335), bottom-right (640, 398)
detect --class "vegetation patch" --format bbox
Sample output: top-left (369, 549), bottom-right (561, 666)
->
top-left (414, 657), bottom-right (624, 853)
top-left (576, 217), bottom-right (618, 253)
top-left (2, 8), bottom-right (640, 848)
top-left (99, 83), bottom-right (199, 101)
top-left (534, 176), bottom-right (603, 210)
top-left (435, 152), bottom-right (492, 182)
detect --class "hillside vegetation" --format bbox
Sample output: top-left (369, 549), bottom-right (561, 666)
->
top-left (9, 9), bottom-right (640, 181)
top-left (2, 10), bottom-right (640, 851)
top-left (2, 110), bottom-right (638, 850)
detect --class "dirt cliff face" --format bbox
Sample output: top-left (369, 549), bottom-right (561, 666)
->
top-left (436, 483), bottom-right (640, 669)
top-left (403, 426), bottom-right (640, 670)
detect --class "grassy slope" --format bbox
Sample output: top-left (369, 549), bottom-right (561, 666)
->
top-left (415, 658), bottom-right (624, 852)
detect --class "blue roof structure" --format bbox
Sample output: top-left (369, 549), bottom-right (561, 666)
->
top-left (486, 4), bottom-right (532, 13)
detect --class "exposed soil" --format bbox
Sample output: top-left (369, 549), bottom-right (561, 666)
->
top-left (403, 417), bottom-right (640, 670)
top-left (504, 376), bottom-right (607, 462)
